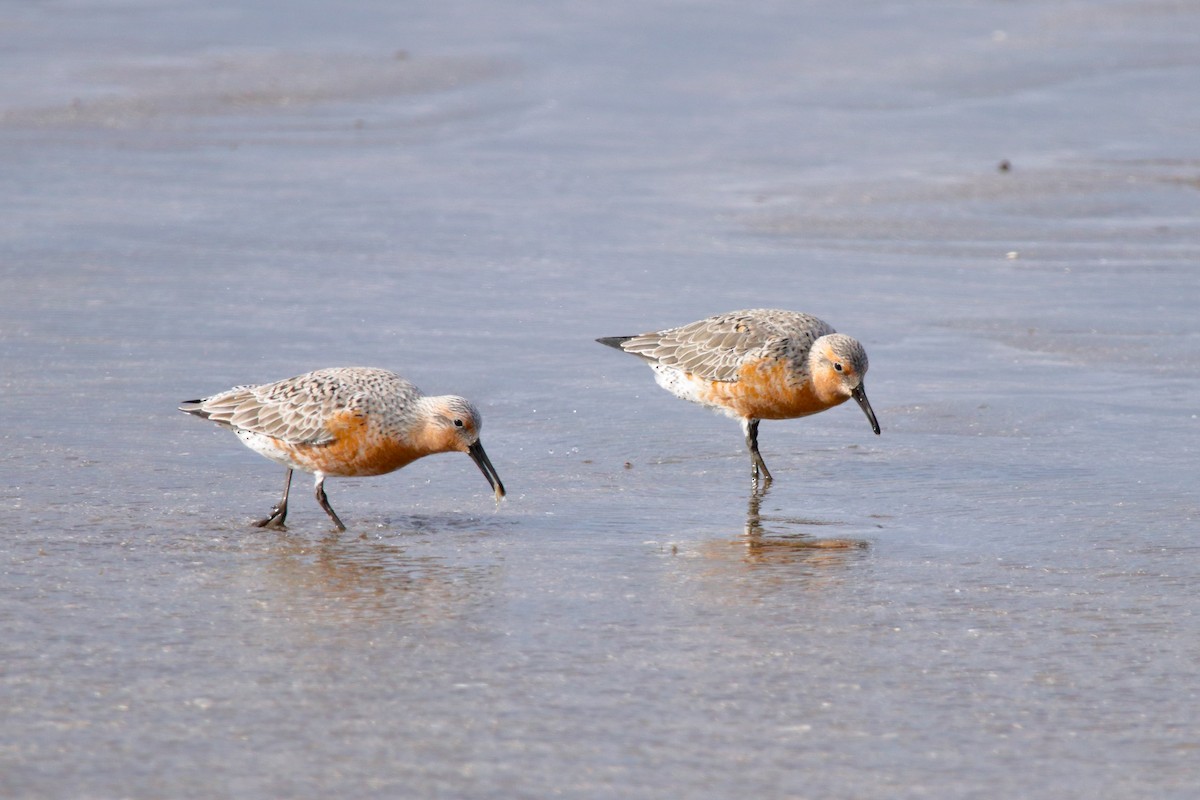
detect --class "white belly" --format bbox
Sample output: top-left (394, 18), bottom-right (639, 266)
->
top-left (236, 430), bottom-right (307, 472)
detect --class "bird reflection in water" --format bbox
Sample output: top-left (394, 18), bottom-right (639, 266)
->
top-left (665, 486), bottom-right (871, 606)
top-left (258, 524), bottom-right (499, 625)
top-left (735, 483), bottom-right (870, 567)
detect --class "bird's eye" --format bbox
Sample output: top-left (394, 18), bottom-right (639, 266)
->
top-left (453, 419), bottom-right (465, 428)
top-left (833, 362), bottom-right (844, 373)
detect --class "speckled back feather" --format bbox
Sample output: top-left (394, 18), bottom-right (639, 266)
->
top-left (180, 367), bottom-right (422, 445)
top-left (609, 309), bottom-right (837, 382)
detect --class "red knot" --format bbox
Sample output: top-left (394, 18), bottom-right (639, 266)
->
top-left (181, 367), bottom-right (504, 531)
top-left (598, 309), bottom-right (879, 483)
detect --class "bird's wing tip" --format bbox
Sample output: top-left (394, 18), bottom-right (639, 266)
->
top-left (596, 336), bottom-right (632, 350)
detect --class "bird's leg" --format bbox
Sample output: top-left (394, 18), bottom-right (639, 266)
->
top-left (742, 418), bottom-right (773, 486)
top-left (314, 475), bottom-right (347, 532)
top-left (254, 468), bottom-right (292, 529)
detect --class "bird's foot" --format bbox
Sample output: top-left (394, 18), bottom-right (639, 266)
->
top-left (253, 505), bottom-right (288, 529)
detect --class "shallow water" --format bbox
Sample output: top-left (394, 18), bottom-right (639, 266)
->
top-left (3, 1), bottom-right (1199, 797)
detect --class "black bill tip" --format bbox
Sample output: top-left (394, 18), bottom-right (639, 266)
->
top-left (852, 385), bottom-right (881, 435)
top-left (468, 440), bottom-right (506, 500)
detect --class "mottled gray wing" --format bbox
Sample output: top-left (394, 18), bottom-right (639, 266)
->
top-left (617, 309), bottom-right (834, 382)
top-left (192, 380), bottom-right (369, 445)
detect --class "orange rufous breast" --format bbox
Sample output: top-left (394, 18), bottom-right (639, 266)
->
top-left (699, 359), bottom-right (847, 420)
top-left (278, 411), bottom-right (428, 477)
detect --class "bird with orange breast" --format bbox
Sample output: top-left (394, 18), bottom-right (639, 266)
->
top-left (598, 309), bottom-right (880, 484)
top-left (181, 367), bottom-right (504, 531)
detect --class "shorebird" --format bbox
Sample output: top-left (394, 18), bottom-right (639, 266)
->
top-left (180, 367), bottom-right (504, 530)
top-left (598, 309), bottom-right (879, 483)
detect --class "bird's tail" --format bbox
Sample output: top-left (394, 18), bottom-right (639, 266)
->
top-left (178, 399), bottom-right (210, 418)
top-left (596, 336), bottom-right (633, 350)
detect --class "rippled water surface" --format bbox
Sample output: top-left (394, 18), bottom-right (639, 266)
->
top-left (3, 1), bottom-right (1199, 797)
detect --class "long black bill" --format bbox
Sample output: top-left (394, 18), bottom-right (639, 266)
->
top-left (852, 384), bottom-right (881, 435)
top-left (468, 440), bottom-right (506, 500)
